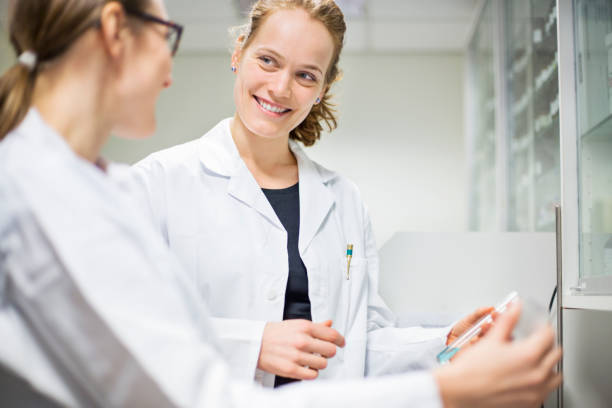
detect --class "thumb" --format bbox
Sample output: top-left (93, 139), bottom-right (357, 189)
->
top-left (488, 300), bottom-right (521, 342)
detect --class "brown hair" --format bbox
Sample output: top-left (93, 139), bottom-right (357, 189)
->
top-left (0, 0), bottom-right (151, 139)
top-left (237, 0), bottom-right (346, 146)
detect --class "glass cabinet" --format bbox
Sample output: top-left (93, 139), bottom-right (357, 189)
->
top-left (573, 0), bottom-right (612, 294)
top-left (505, 0), bottom-right (560, 232)
top-left (468, 0), bottom-right (560, 233)
top-left (558, 0), bottom-right (612, 306)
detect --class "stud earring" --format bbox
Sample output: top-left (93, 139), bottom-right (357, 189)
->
top-left (315, 97), bottom-right (321, 104)
top-left (231, 66), bottom-right (237, 73)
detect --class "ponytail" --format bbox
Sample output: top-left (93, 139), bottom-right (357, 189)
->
top-left (0, 0), bottom-right (153, 140)
top-left (0, 62), bottom-right (36, 140)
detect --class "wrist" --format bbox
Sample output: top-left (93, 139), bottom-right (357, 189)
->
top-left (257, 322), bottom-right (272, 369)
top-left (433, 366), bottom-right (462, 408)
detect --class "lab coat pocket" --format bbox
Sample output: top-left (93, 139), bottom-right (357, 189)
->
top-left (332, 256), bottom-right (367, 362)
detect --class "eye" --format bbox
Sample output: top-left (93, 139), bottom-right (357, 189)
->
top-left (298, 72), bottom-right (317, 83)
top-left (259, 55), bottom-right (274, 65)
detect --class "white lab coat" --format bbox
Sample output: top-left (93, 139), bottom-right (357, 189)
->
top-left (0, 109), bottom-right (443, 407)
top-left (133, 118), bottom-right (449, 387)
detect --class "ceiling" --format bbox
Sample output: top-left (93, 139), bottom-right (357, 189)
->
top-left (166, 0), bottom-right (483, 53)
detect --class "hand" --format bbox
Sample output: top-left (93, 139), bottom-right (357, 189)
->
top-left (435, 302), bottom-right (562, 408)
top-left (446, 306), bottom-right (497, 359)
top-left (257, 319), bottom-right (345, 380)
top-left (446, 306), bottom-right (495, 345)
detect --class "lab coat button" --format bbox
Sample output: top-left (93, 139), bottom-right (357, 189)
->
top-left (267, 289), bottom-right (278, 301)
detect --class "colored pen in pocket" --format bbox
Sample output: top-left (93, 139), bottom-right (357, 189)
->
top-left (346, 244), bottom-right (353, 280)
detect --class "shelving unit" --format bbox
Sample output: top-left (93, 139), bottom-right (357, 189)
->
top-left (467, 0), bottom-right (560, 233)
top-left (505, 0), bottom-right (560, 232)
top-left (569, 0), bottom-right (612, 297)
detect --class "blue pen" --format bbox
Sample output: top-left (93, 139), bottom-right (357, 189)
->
top-left (346, 244), bottom-right (353, 280)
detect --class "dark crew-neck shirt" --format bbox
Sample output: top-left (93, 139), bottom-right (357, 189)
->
top-left (261, 182), bottom-right (311, 387)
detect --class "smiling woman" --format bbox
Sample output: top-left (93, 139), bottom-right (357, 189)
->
top-left (231, 0), bottom-right (345, 147)
top-left (131, 0), bottom-right (495, 391)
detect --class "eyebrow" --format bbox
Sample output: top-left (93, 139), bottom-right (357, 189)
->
top-left (256, 47), bottom-right (324, 76)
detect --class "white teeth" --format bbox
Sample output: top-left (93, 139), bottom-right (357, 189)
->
top-left (257, 98), bottom-right (288, 114)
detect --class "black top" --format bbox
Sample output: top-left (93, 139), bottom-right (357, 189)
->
top-left (262, 182), bottom-right (311, 387)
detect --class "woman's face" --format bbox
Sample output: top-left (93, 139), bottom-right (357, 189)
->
top-left (233, 8), bottom-right (335, 140)
top-left (113, 0), bottom-right (173, 139)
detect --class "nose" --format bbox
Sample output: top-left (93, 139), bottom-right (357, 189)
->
top-left (163, 74), bottom-right (173, 88)
top-left (270, 69), bottom-right (292, 99)
top-left (163, 58), bottom-right (173, 88)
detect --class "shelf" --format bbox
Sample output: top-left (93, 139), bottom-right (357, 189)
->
top-left (582, 112), bottom-right (612, 143)
top-left (544, 5), bottom-right (557, 36)
top-left (511, 132), bottom-right (533, 153)
top-left (511, 52), bottom-right (530, 76)
top-left (563, 294), bottom-right (612, 311)
top-left (511, 88), bottom-right (532, 116)
top-left (534, 114), bottom-right (553, 134)
top-left (534, 57), bottom-right (558, 92)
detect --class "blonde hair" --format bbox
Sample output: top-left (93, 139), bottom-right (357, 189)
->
top-left (236, 0), bottom-right (346, 146)
top-left (0, 0), bottom-right (151, 139)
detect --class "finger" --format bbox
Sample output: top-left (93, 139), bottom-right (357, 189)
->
top-left (305, 337), bottom-right (338, 358)
top-left (488, 300), bottom-right (521, 341)
top-left (540, 346), bottom-right (563, 374)
top-left (520, 325), bottom-right (556, 365)
top-left (471, 306), bottom-right (494, 321)
top-left (284, 364), bottom-right (319, 380)
top-left (296, 351), bottom-right (328, 370)
top-left (544, 372), bottom-right (563, 396)
top-left (310, 323), bottom-right (345, 347)
top-left (479, 321), bottom-right (493, 336)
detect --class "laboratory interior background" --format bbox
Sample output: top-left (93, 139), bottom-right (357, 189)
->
top-left (1, 0), bottom-right (611, 406)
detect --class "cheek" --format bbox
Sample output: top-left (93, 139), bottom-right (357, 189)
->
top-left (233, 76), bottom-right (246, 112)
top-left (295, 88), bottom-right (318, 113)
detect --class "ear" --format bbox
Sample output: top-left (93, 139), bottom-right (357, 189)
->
top-left (231, 34), bottom-right (246, 69)
top-left (317, 85), bottom-right (329, 103)
top-left (99, 2), bottom-right (128, 60)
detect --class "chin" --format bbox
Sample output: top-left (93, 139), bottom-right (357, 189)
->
top-left (115, 120), bottom-right (156, 140)
top-left (114, 115), bottom-right (157, 139)
top-left (247, 117), bottom-right (290, 140)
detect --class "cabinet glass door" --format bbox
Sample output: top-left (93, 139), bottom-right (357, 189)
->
top-left (574, 0), bottom-right (612, 294)
top-left (505, 0), bottom-right (560, 232)
top-left (468, 0), bottom-right (497, 231)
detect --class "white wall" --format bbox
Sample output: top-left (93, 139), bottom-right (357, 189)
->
top-left (103, 51), bottom-right (468, 246)
top-left (102, 53), bottom-right (237, 163)
top-left (308, 53), bottom-right (467, 245)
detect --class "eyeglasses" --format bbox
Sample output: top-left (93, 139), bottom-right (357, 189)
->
top-left (125, 8), bottom-right (184, 56)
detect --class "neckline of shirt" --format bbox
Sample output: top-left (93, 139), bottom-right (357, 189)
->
top-left (261, 182), bottom-right (299, 195)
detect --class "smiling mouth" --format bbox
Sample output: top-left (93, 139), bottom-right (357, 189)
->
top-left (254, 96), bottom-right (292, 115)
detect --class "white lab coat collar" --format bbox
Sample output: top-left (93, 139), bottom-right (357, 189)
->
top-left (197, 118), bottom-right (338, 253)
top-left (17, 108), bottom-right (132, 185)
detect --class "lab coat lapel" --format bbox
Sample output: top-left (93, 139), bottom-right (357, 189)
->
top-left (291, 142), bottom-right (336, 255)
top-left (227, 162), bottom-right (284, 230)
top-left (198, 118), bottom-right (283, 231)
